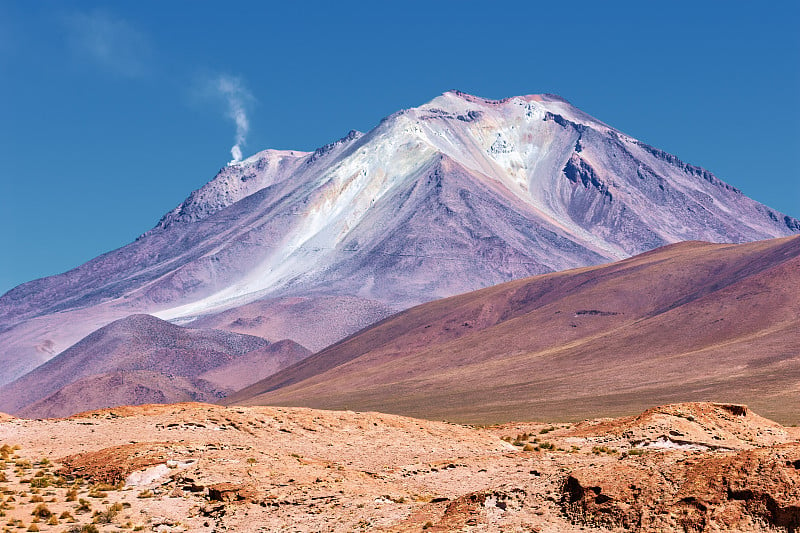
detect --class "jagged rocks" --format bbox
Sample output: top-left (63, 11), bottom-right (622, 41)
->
top-left (560, 443), bottom-right (800, 532)
top-left (207, 482), bottom-right (247, 503)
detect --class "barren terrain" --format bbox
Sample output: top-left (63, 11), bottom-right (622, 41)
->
top-left (0, 316), bottom-right (310, 419)
top-left (231, 235), bottom-right (800, 425)
top-left (3, 91), bottom-right (797, 392)
top-left (0, 402), bottom-right (798, 532)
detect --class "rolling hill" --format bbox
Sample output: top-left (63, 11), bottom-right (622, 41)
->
top-left (0, 314), bottom-right (310, 417)
top-left (228, 235), bottom-right (800, 424)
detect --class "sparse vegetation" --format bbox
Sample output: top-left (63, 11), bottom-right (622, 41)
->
top-left (75, 498), bottom-right (91, 513)
top-left (86, 488), bottom-right (107, 499)
top-left (68, 525), bottom-right (99, 533)
top-left (29, 504), bottom-right (50, 519)
top-left (92, 502), bottom-right (123, 524)
top-left (0, 446), bottom-right (12, 461)
top-left (592, 445), bottom-right (618, 455)
top-left (28, 478), bottom-right (49, 489)
top-left (0, 396), bottom-right (796, 532)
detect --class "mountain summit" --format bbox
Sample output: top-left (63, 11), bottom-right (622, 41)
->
top-left (1, 91), bottom-right (797, 386)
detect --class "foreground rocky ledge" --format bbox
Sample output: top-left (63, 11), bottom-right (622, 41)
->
top-left (0, 402), bottom-right (798, 532)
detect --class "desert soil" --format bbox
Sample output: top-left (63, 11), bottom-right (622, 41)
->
top-left (0, 402), bottom-right (798, 532)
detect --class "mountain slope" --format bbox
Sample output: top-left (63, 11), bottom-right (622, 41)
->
top-left (195, 339), bottom-right (311, 392)
top-left (0, 92), bottom-right (797, 386)
top-left (17, 371), bottom-right (217, 419)
top-left (227, 235), bottom-right (800, 424)
top-left (187, 294), bottom-right (396, 352)
top-left (15, 339), bottom-right (311, 419)
top-left (0, 314), bottom-right (274, 415)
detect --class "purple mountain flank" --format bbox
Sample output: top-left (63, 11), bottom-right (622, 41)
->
top-left (196, 339), bottom-right (312, 392)
top-left (17, 371), bottom-right (216, 420)
top-left (0, 314), bottom-right (311, 417)
top-left (0, 91), bottom-right (797, 388)
top-left (17, 341), bottom-right (312, 420)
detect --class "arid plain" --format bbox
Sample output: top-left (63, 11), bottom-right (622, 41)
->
top-left (1, 401), bottom-right (799, 532)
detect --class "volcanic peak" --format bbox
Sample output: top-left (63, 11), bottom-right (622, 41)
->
top-left (0, 90), bottom-right (797, 390)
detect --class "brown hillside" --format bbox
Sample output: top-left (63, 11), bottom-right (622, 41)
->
top-left (227, 235), bottom-right (800, 424)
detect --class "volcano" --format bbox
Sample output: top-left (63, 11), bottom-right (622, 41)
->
top-left (1, 91), bottom-right (796, 391)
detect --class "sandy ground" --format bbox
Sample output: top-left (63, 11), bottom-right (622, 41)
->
top-left (0, 402), bottom-right (798, 532)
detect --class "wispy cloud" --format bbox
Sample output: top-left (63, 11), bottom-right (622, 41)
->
top-left (63, 10), bottom-right (151, 78)
top-left (214, 75), bottom-right (254, 164)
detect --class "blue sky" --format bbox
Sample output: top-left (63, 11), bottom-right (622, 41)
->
top-left (1, 1), bottom-right (798, 295)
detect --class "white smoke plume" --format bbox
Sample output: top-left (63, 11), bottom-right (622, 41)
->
top-left (216, 75), bottom-right (252, 164)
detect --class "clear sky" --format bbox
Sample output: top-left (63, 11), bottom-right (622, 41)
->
top-left (1, 1), bottom-right (798, 295)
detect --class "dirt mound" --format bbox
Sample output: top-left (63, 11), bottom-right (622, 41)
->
top-left (67, 401), bottom-right (218, 420)
top-left (56, 442), bottom-right (182, 484)
top-left (564, 402), bottom-right (791, 451)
